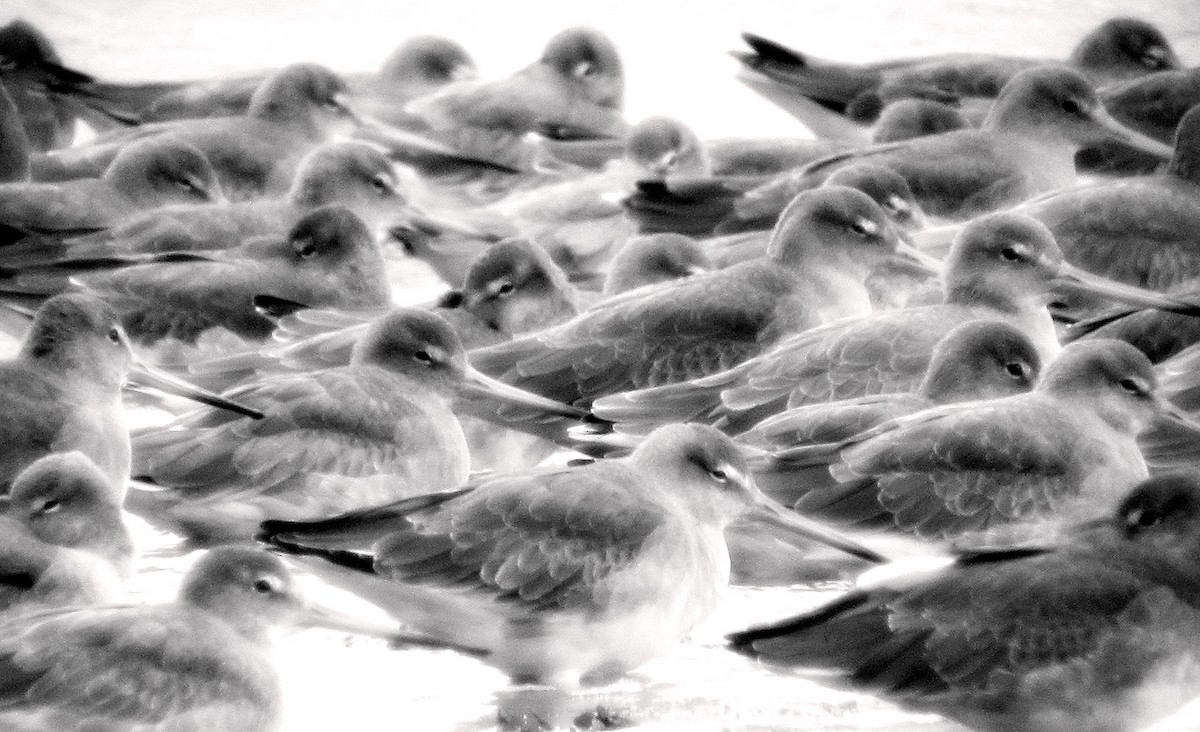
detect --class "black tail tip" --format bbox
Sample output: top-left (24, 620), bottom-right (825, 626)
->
top-left (740, 32), bottom-right (807, 67)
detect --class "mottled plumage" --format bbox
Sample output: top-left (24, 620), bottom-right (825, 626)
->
top-left (730, 472), bottom-right (1200, 732)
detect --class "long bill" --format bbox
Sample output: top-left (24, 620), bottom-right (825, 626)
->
top-left (126, 360), bottom-right (265, 419)
top-left (1089, 106), bottom-right (1174, 160)
top-left (457, 365), bottom-right (591, 420)
top-left (1053, 262), bottom-right (1200, 315)
top-left (888, 240), bottom-right (944, 279)
top-left (744, 487), bottom-right (887, 564)
top-left (293, 596), bottom-right (404, 641)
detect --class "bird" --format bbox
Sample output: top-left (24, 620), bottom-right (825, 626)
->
top-left (736, 65), bottom-right (1175, 222)
top-left (780, 339), bottom-right (1200, 539)
top-left (469, 186), bottom-right (939, 409)
top-left (1033, 102), bottom-right (1200, 309)
top-left (259, 422), bottom-right (885, 727)
top-left (0, 452), bottom-right (132, 616)
top-left (29, 63), bottom-right (361, 201)
top-left (592, 212), bottom-right (1200, 435)
top-left (125, 307), bottom-right (589, 543)
top-left (622, 155), bottom-right (925, 244)
top-left (35, 140), bottom-right (426, 267)
top-left (741, 319), bottom-right (1042, 454)
top-left (732, 17), bottom-right (1180, 137)
top-left (918, 102), bottom-right (1200, 318)
top-left (729, 471), bottom-right (1200, 732)
top-left (97, 35), bottom-right (478, 126)
top-left (705, 162), bottom-right (928, 267)
top-left (870, 98), bottom-right (969, 143)
top-left (0, 292), bottom-right (260, 497)
top-left (0, 19), bottom-right (90, 153)
top-left (0, 134), bottom-right (225, 238)
top-left (726, 320), bottom-right (1042, 585)
top-left (1079, 66), bottom-right (1200, 175)
top-left (601, 233), bottom-right (711, 296)
top-left (488, 115), bottom-right (712, 286)
top-left (0, 545), bottom-right (400, 732)
top-left (182, 233), bottom-right (581, 386)
top-left (0, 204), bottom-right (392, 347)
top-left (399, 27), bottom-right (628, 172)
top-left (7, 140), bottom-right (421, 272)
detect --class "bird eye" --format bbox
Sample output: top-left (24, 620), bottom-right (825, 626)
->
top-left (849, 219), bottom-right (878, 238)
top-left (1005, 362), bottom-right (1027, 379)
top-left (40, 498), bottom-right (61, 515)
top-left (253, 578), bottom-right (275, 594)
top-left (999, 247), bottom-right (1022, 262)
top-left (709, 468), bottom-right (728, 483)
top-left (369, 175), bottom-right (394, 196)
top-left (1118, 377), bottom-right (1147, 396)
top-left (295, 238), bottom-right (319, 258)
top-left (107, 328), bottom-right (122, 343)
top-left (573, 61), bottom-right (595, 78)
top-left (1060, 98), bottom-right (1083, 116)
top-left (496, 281), bottom-right (515, 296)
top-left (413, 350), bottom-right (434, 365)
top-left (1141, 48), bottom-right (1166, 69)
top-left (885, 196), bottom-right (910, 217)
top-left (175, 178), bottom-right (201, 196)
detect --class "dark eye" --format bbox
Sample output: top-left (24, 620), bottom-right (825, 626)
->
top-left (999, 247), bottom-right (1021, 262)
top-left (175, 178), bottom-right (201, 195)
top-left (107, 328), bottom-right (122, 343)
top-left (296, 238), bottom-right (318, 258)
top-left (1060, 98), bottom-right (1083, 116)
top-left (709, 468), bottom-right (728, 483)
top-left (370, 175), bottom-right (393, 196)
top-left (1005, 362), bottom-right (1027, 379)
top-left (1118, 378), bottom-right (1146, 395)
top-left (885, 197), bottom-right (910, 217)
top-left (40, 498), bottom-right (61, 514)
top-left (413, 350), bottom-right (434, 365)
top-left (849, 219), bottom-right (878, 238)
top-left (496, 282), bottom-right (515, 296)
top-left (253, 578), bottom-right (274, 594)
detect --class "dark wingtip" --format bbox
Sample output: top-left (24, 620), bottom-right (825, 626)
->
top-left (1060, 308), bottom-right (1137, 342)
top-left (252, 294), bottom-right (312, 319)
top-left (727, 592), bottom-right (871, 655)
top-left (740, 32), bottom-right (807, 67)
top-left (260, 533), bottom-right (378, 574)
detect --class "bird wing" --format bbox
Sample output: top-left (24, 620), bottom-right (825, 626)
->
top-left (743, 393), bottom-right (930, 449)
top-left (731, 546), bottom-right (1200, 705)
top-left (0, 605), bottom-right (277, 730)
top-left (819, 401), bottom-right (1085, 537)
top-left (1023, 181), bottom-right (1200, 291)
top-left (722, 307), bottom-right (949, 412)
top-left (78, 259), bottom-right (273, 343)
top-left (469, 265), bottom-right (789, 406)
top-left (370, 464), bottom-right (671, 613)
top-left (133, 368), bottom-right (460, 504)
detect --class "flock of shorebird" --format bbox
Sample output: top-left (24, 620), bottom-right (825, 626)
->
top-left (0, 11), bottom-right (1198, 732)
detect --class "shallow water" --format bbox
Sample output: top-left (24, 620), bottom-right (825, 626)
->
top-left (5, 0), bottom-right (1200, 729)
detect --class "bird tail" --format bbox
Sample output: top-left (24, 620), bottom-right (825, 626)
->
top-left (258, 489), bottom-right (472, 552)
top-left (268, 547), bottom-right (497, 657)
top-left (727, 589), bottom-right (886, 665)
top-left (591, 379), bottom-right (733, 436)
